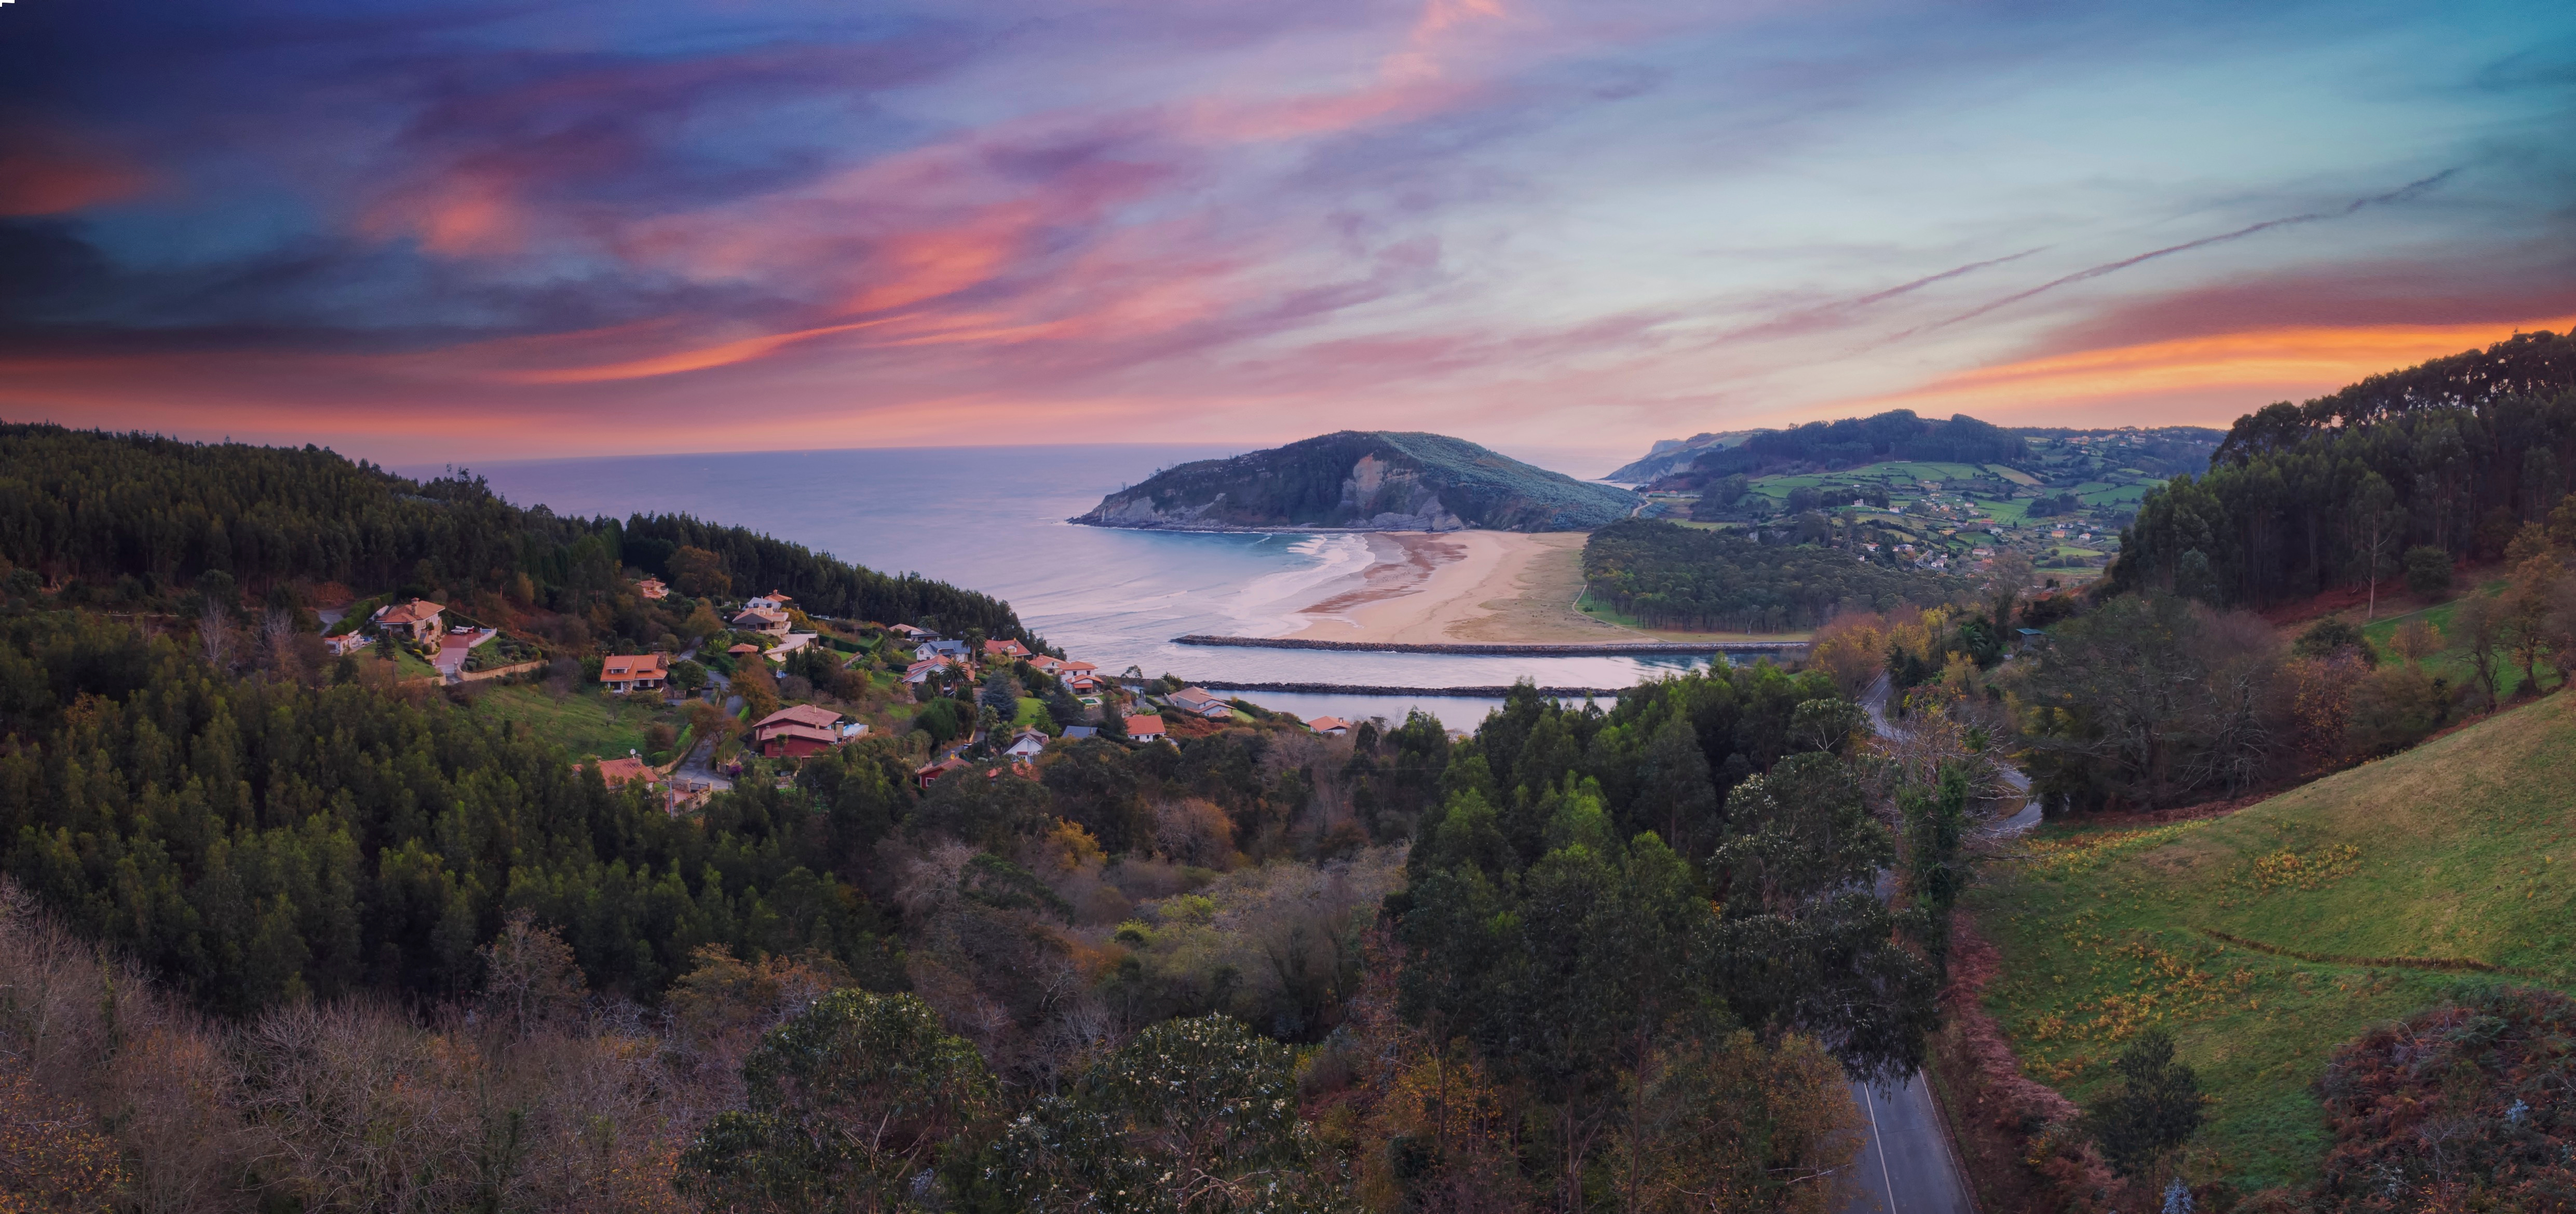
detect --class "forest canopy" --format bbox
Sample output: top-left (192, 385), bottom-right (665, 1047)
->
top-left (0, 422), bottom-right (1040, 644)
top-left (1582, 517), bottom-right (1971, 632)
top-left (2110, 330), bottom-right (2576, 606)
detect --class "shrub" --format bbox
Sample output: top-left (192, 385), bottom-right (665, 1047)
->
top-left (2403, 545), bottom-right (2453, 596)
top-left (2294, 618), bottom-right (2379, 666)
top-left (2084, 1029), bottom-right (2202, 1179)
top-left (2315, 987), bottom-right (2576, 1208)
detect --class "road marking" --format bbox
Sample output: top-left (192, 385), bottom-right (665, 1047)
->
top-left (1864, 1083), bottom-right (1898, 1213)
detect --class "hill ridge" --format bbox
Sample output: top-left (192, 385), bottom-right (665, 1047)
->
top-left (1070, 430), bottom-right (1637, 531)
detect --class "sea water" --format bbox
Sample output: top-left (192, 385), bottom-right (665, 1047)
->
top-left (452, 445), bottom-right (1716, 730)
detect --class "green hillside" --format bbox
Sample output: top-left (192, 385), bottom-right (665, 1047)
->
top-left (1071, 430), bottom-right (1637, 531)
top-left (1969, 691), bottom-right (2576, 1190)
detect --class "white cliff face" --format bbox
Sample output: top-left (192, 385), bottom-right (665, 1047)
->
top-left (1337, 456), bottom-right (1465, 531)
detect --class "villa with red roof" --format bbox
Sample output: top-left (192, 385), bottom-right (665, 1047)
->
top-left (1306, 716), bottom-right (1350, 736)
top-left (601, 652), bottom-right (668, 695)
top-left (1124, 714), bottom-right (1167, 742)
top-left (983, 638), bottom-right (1031, 661)
top-left (752, 703), bottom-right (848, 758)
top-left (373, 598), bottom-right (444, 640)
top-left (731, 607), bottom-right (790, 635)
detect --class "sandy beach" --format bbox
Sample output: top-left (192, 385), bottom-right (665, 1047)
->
top-left (1284, 531), bottom-right (1643, 644)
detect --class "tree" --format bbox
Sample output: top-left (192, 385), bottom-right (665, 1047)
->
top-left (2387, 618), bottom-right (2443, 665)
top-left (669, 545), bottom-right (732, 599)
top-left (981, 1014), bottom-right (1347, 1213)
top-left (0, 1068), bottom-right (129, 1213)
top-left (478, 909), bottom-right (586, 1039)
top-left (2085, 1029), bottom-right (2203, 1180)
top-left (669, 658), bottom-right (710, 694)
top-left (2502, 554), bottom-right (2567, 694)
top-left (978, 669), bottom-right (1023, 720)
top-left (2292, 618), bottom-right (2377, 666)
top-left (2456, 593), bottom-right (2507, 708)
top-left (677, 989), bottom-right (996, 1213)
top-left (2353, 472), bottom-right (2404, 621)
top-left (1602, 1032), bottom-right (1860, 1214)
top-left (2402, 545), bottom-right (2453, 596)
top-left (1636, 711), bottom-right (1716, 858)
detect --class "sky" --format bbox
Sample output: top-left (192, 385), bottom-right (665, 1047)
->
top-left (2, 0), bottom-right (2572, 473)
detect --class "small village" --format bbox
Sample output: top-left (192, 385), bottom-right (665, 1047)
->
top-left (319, 576), bottom-right (1354, 814)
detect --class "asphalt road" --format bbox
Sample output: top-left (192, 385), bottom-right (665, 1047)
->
top-left (1838, 672), bottom-right (2044, 1212)
top-left (1839, 1073), bottom-right (1975, 1214)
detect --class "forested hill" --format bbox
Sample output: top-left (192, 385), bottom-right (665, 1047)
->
top-left (2110, 330), bottom-right (2576, 606)
top-left (1646, 410), bottom-right (2027, 487)
top-left (0, 422), bottom-right (1037, 643)
top-left (1072, 430), bottom-right (1638, 531)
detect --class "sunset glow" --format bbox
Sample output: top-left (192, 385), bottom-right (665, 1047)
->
top-left (2, 0), bottom-right (2570, 465)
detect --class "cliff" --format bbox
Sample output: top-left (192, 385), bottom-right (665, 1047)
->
top-left (1072, 431), bottom-right (1638, 532)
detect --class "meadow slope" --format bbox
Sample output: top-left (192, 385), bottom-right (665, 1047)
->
top-left (1968, 689), bottom-right (2576, 1190)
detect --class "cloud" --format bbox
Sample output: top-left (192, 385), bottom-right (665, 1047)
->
top-left (1900, 171), bottom-right (2463, 338)
top-left (1848, 312), bottom-right (2576, 424)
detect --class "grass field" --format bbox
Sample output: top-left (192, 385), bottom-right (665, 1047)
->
top-left (2342, 577), bottom-right (2556, 699)
top-left (1969, 690), bottom-right (2576, 1190)
top-left (468, 683), bottom-right (687, 761)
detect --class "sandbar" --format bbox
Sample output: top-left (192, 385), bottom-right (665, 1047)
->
top-left (1285, 531), bottom-right (1643, 645)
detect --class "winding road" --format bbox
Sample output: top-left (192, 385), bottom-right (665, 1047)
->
top-left (1836, 675), bottom-right (2038, 1213)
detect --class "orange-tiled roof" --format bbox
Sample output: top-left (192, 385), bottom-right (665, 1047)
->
top-left (728, 643), bottom-right (761, 654)
top-left (601, 653), bottom-right (667, 681)
top-left (760, 723), bottom-right (840, 746)
top-left (1307, 716), bottom-right (1348, 732)
top-left (1124, 714), bottom-right (1165, 734)
top-left (378, 598), bottom-right (444, 624)
top-left (754, 704), bottom-right (845, 731)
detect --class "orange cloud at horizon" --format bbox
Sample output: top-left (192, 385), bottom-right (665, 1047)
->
top-left (1843, 313), bottom-right (2576, 425)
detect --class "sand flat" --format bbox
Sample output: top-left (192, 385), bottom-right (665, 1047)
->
top-left (1284, 530), bottom-right (1642, 644)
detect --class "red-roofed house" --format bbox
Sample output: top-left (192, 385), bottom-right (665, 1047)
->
top-left (635, 578), bottom-right (670, 600)
top-left (1124, 714), bottom-right (1167, 742)
top-left (983, 638), bottom-right (1031, 661)
top-left (1306, 716), bottom-right (1350, 737)
top-left (731, 607), bottom-right (790, 635)
top-left (373, 598), bottom-right (445, 640)
top-left (746, 591), bottom-right (795, 612)
top-left (324, 630), bottom-right (372, 657)
top-left (753, 704), bottom-right (848, 758)
top-left (601, 652), bottom-right (668, 695)
top-left (1168, 687), bottom-right (1233, 719)
top-left (915, 756), bottom-right (968, 788)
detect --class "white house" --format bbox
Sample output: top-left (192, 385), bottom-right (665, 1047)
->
top-left (1003, 730), bottom-right (1048, 760)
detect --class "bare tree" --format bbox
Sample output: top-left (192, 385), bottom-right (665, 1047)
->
top-left (2354, 473), bottom-right (2405, 621)
top-left (198, 598), bottom-right (235, 670)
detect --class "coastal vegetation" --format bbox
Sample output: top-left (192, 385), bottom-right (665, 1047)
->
top-left (0, 421), bottom-right (1042, 649)
top-left (1073, 430), bottom-right (1638, 532)
top-left (1581, 517), bottom-right (1971, 633)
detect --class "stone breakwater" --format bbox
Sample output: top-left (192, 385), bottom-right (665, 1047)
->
top-left (1171, 634), bottom-right (1807, 656)
top-left (1193, 680), bottom-right (1632, 698)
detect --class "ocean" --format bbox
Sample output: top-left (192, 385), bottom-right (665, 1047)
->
top-left (449, 446), bottom-right (1716, 730)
